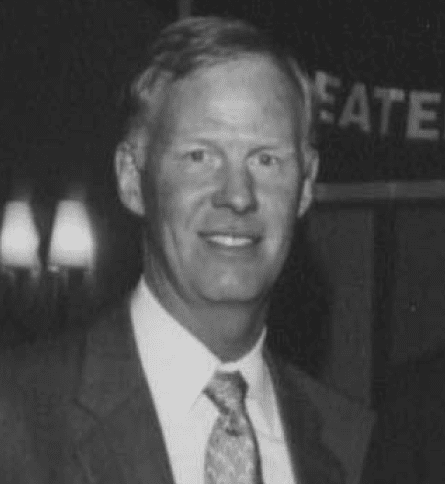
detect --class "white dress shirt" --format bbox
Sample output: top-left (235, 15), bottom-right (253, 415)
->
top-left (130, 277), bottom-right (296, 484)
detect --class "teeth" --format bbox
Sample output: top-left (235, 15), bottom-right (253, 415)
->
top-left (206, 235), bottom-right (254, 247)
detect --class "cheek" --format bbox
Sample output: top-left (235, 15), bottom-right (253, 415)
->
top-left (158, 176), bottom-right (209, 240)
top-left (262, 183), bottom-right (299, 252)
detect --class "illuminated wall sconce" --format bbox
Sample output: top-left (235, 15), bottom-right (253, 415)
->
top-left (0, 200), bottom-right (41, 274)
top-left (45, 197), bottom-right (96, 331)
top-left (48, 199), bottom-right (95, 273)
top-left (0, 195), bottom-right (96, 339)
top-left (0, 200), bottom-right (41, 330)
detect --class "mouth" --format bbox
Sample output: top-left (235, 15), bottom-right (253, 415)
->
top-left (199, 233), bottom-right (261, 249)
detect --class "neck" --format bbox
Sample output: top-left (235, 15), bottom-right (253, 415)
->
top-left (190, 302), bottom-right (268, 362)
top-left (143, 269), bottom-right (269, 363)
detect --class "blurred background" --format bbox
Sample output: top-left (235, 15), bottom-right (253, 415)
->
top-left (1, 0), bottom-right (445, 412)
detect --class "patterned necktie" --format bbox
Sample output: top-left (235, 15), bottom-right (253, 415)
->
top-left (204, 371), bottom-right (263, 484)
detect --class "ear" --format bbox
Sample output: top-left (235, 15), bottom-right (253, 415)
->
top-left (297, 149), bottom-right (319, 218)
top-left (114, 141), bottom-right (146, 217)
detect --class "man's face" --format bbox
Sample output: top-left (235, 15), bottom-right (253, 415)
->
top-left (133, 56), bottom-right (315, 306)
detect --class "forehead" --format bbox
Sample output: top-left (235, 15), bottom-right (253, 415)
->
top-left (161, 56), bottom-right (302, 140)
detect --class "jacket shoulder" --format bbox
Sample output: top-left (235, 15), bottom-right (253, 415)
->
top-left (7, 329), bottom-right (84, 391)
top-left (0, 303), bottom-right (130, 482)
top-left (0, 332), bottom-right (85, 483)
top-left (4, 301), bottom-right (130, 387)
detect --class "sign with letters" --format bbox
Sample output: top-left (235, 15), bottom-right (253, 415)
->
top-left (316, 71), bottom-right (445, 141)
top-left (314, 71), bottom-right (445, 183)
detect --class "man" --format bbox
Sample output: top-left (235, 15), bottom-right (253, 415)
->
top-left (0, 16), bottom-right (375, 484)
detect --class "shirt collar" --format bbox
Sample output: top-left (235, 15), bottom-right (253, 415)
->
top-left (130, 276), bottom-right (274, 428)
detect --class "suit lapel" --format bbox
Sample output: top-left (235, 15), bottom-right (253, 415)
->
top-left (69, 303), bottom-right (175, 484)
top-left (266, 351), bottom-right (345, 484)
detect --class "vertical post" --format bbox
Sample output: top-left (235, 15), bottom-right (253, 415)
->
top-left (371, 205), bottom-right (397, 409)
top-left (178, 0), bottom-right (191, 19)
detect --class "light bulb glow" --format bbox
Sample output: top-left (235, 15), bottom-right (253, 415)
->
top-left (49, 200), bottom-right (95, 269)
top-left (0, 201), bottom-right (40, 268)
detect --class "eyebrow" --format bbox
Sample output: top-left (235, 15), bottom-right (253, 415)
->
top-left (246, 145), bottom-right (297, 155)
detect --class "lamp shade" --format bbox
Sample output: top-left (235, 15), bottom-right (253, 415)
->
top-left (0, 201), bottom-right (40, 269)
top-left (48, 200), bottom-right (94, 269)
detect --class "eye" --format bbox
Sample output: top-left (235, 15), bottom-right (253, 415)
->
top-left (254, 152), bottom-right (280, 167)
top-left (179, 146), bottom-right (221, 172)
top-left (185, 149), bottom-right (208, 163)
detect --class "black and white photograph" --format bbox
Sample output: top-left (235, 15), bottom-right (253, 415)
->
top-left (1, 1), bottom-right (444, 482)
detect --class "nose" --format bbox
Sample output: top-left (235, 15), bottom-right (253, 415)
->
top-left (212, 163), bottom-right (258, 214)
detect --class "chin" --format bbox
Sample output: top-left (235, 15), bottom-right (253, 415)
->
top-left (197, 278), bottom-right (268, 304)
top-left (190, 262), bottom-right (279, 304)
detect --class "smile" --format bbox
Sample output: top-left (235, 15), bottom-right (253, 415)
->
top-left (201, 234), bottom-right (259, 248)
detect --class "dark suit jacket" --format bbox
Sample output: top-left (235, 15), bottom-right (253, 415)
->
top-left (0, 301), bottom-right (375, 484)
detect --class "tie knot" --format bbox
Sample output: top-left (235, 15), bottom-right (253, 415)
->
top-left (204, 371), bottom-right (248, 414)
